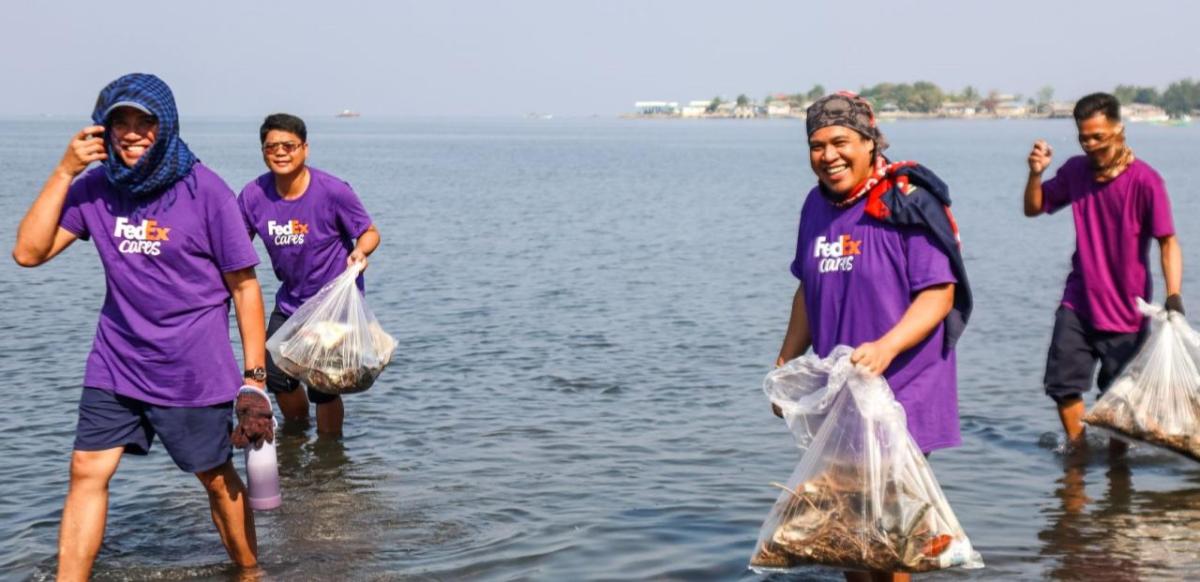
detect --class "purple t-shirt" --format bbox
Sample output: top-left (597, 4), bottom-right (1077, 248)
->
top-left (58, 164), bottom-right (260, 407)
top-left (1042, 157), bottom-right (1175, 332)
top-left (238, 167), bottom-right (374, 316)
top-left (791, 188), bottom-right (961, 453)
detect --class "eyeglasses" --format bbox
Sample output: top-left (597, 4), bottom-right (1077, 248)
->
top-left (262, 141), bottom-right (303, 154)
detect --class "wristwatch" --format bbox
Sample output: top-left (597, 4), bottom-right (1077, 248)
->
top-left (243, 367), bottom-right (267, 382)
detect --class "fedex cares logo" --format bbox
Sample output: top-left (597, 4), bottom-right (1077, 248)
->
top-left (267, 219), bottom-right (308, 245)
top-left (113, 217), bottom-right (170, 255)
top-left (813, 234), bottom-right (862, 273)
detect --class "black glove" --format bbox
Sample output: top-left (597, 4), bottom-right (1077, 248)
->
top-left (232, 389), bottom-right (274, 448)
top-left (1166, 294), bottom-right (1185, 315)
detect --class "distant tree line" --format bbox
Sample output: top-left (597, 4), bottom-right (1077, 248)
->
top-left (761, 79), bottom-right (1200, 118)
top-left (1114, 80), bottom-right (1200, 117)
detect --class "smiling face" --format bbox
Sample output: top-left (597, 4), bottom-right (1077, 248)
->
top-left (808, 125), bottom-right (875, 196)
top-left (108, 106), bottom-right (158, 167)
top-left (261, 130), bottom-right (308, 176)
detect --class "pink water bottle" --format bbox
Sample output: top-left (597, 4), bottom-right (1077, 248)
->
top-left (239, 387), bottom-right (281, 511)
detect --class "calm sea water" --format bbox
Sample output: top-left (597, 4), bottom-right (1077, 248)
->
top-left (2, 117), bottom-right (1199, 581)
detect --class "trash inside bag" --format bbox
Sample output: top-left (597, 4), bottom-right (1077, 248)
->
top-left (750, 346), bottom-right (984, 574)
top-left (267, 264), bottom-right (397, 394)
top-left (1084, 299), bottom-right (1200, 462)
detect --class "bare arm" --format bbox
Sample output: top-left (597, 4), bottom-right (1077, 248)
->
top-left (1024, 140), bottom-right (1053, 217)
top-left (851, 283), bottom-right (955, 375)
top-left (776, 283), bottom-right (812, 367)
top-left (1159, 234), bottom-right (1183, 298)
top-left (346, 224), bottom-right (381, 269)
top-left (223, 267), bottom-right (266, 389)
top-left (12, 126), bottom-right (107, 266)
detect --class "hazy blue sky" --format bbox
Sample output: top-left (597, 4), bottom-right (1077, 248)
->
top-left (3, 0), bottom-right (1197, 117)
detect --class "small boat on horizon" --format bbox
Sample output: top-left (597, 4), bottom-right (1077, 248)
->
top-left (336, 109), bottom-right (361, 118)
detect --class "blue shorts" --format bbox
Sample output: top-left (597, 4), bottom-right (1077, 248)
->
top-left (73, 387), bottom-right (234, 473)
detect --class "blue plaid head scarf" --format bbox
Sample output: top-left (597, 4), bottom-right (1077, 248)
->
top-left (91, 73), bottom-right (197, 199)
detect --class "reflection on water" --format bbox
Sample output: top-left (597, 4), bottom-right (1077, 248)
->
top-left (263, 430), bottom-right (383, 580)
top-left (1039, 445), bottom-right (1200, 581)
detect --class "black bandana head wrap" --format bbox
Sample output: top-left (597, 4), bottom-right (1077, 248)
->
top-left (91, 73), bottom-right (197, 199)
top-left (805, 91), bottom-right (889, 153)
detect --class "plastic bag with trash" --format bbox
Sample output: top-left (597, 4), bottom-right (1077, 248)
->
top-left (1083, 298), bottom-right (1200, 462)
top-left (266, 264), bottom-right (397, 394)
top-left (750, 346), bottom-right (984, 574)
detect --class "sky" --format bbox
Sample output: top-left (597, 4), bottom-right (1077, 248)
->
top-left (2, 0), bottom-right (1197, 117)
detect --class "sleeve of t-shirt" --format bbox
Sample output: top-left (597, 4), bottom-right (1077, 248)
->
top-left (58, 173), bottom-right (92, 240)
top-left (333, 181), bottom-right (374, 238)
top-left (904, 227), bottom-right (957, 292)
top-left (208, 189), bottom-right (261, 273)
top-left (1040, 161), bottom-right (1073, 215)
top-left (235, 188), bottom-right (256, 240)
top-left (789, 221), bottom-right (805, 280)
top-left (1142, 169), bottom-right (1176, 238)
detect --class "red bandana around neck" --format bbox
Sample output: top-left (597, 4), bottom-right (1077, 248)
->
top-left (827, 157), bottom-right (918, 220)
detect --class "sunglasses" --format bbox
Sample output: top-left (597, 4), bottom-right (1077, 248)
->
top-left (262, 141), bottom-right (304, 154)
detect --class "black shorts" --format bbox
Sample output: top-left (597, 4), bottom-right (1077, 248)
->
top-left (1043, 306), bottom-right (1148, 403)
top-left (267, 308), bottom-right (340, 405)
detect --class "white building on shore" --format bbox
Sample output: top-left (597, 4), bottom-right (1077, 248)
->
top-left (1121, 103), bottom-right (1169, 123)
top-left (633, 101), bottom-right (679, 116)
top-left (680, 100), bottom-right (712, 118)
top-left (938, 101), bottom-right (976, 118)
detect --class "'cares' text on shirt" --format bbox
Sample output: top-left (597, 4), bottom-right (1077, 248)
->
top-left (813, 234), bottom-right (862, 273)
top-left (113, 217), bottom-right (170, 255)
top-left (267, 219), bottom-right (308, 245)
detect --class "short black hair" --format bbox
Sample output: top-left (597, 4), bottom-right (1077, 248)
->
top-left (259, 113), bottom-right (307, 144)
top-left (1073, 93), bottom-right (1121, 123)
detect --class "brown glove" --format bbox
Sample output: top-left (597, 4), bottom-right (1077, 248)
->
top-left (232, 388), bottom-right (274, 448)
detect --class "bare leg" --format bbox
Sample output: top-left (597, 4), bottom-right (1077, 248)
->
top-left (58, 448), bottom-right (124, 582)
top-left (196, 460), bottom-right (258, 568)
top-left (1109, 437), bottom-right (1129, 457)
top-left (1056, 396), bottom-right (1087, 446)
top-left (315, 396), bottom-right (344, 436)
top-left (274, 388), bottom-right (309, 422)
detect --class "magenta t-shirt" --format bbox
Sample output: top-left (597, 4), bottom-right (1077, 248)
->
top-left (791, 188), bottom-right (961, 453)
top-left (1042, 157), bottom-right (1175, 332)
top-left (238, 167), bottom-right (374, 316)
top-left (58, 164), bottom-right (260, 406)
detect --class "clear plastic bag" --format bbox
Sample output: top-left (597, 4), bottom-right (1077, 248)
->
top-left (266, 264), bottom-right (397, 395)
top-left (1083, 299), bottom-right (1200, 461)
top-left (750, 346), bottom-right (984, 574)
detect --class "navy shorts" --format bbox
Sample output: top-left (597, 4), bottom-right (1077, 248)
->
top-left (1043, 306), bottom-right (1148, 403)
top-left (267, 308), bottom-right (339, 405)
top-left (74, 388), bottom-right (233, 473)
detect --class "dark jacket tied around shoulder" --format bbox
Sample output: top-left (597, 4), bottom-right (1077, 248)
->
top-left (864, 162), bottom-right (972, 353)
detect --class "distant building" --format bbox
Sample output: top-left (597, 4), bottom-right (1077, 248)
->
top-left (681, 100), bottom-right (711, 118)
top-left (633, 101), bottom-right (680, 116)
top-left (1049, 101), bottom-right (1075, 119)
top-left (877, 102), bottom-right (901, 118)
top-left (733, 104), bottom-right (756, 118)
top-left (1121, 103), bottom-right (1169, 123)
top-left (938, 101), bottom-right (976, 118)
top-left (767, 101), bottom-right (794, 117)
top-left (994, 101), bottom-right (1028, 118)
